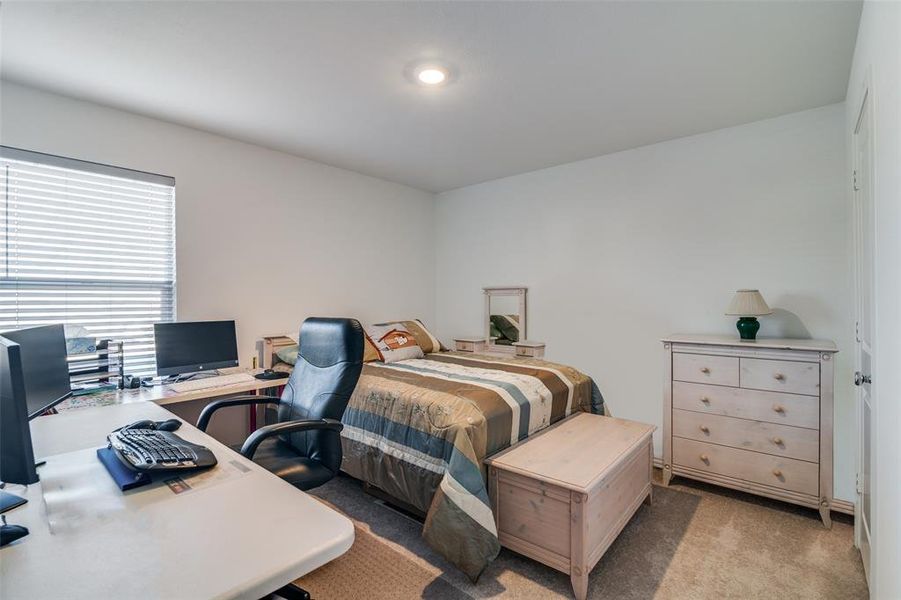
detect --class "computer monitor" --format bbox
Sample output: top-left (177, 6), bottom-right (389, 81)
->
top-left (0, 325), bottom-right (73, 489)
top-left (153, 320), bottom-right (240, 377)
top-left (0, 336), bottom-right (37, 487)
top-left (1, 324), bottom-right (73, 419)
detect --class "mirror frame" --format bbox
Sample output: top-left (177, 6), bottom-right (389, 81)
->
top-left (483, 286), bottom-right (527, 353)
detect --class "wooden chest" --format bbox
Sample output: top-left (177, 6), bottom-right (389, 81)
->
top-left (662, 335), bottom-right (838, 526)
top-left (486, 414), bottom-right (655, 600)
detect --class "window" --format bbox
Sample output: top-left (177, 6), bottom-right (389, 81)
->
top-left (0, 147), bottom-right (176, 375)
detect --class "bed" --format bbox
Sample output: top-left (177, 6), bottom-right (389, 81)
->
top-left (258, 334), bottom-right (606, 580)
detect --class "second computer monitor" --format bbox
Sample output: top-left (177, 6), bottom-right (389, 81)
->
top-left (1, 324), bottom-right (73, 420)
top-left (153, 320), bottom-right (240, 377)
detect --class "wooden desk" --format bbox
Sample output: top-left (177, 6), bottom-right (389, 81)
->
top-left (0, 402), bottom-right (354, 600)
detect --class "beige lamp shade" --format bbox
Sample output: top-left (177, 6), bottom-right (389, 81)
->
top-left (725, 289), bottom-right (772, 316)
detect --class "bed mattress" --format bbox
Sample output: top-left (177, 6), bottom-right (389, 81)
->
top-left (337, 351), bottom-right (605, 579)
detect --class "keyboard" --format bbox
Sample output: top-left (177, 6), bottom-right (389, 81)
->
top-left (167, 372), bottom-right (256, 393)
top-left (108, 429), bottom-right (218, 472)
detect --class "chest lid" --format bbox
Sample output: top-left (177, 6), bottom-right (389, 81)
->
top-left (486, 413), bottom-right (655, 492)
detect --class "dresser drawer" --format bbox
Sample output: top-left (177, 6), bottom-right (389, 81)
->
top-left (673, 437), bottom-right (818, 496)
top-left (672, 353), bottom-right (739, 387)
top-left (740, 358), bottom-right (819, 396)
top-left (672, 409), bottom-right (819, 462)
top-left (672, 382), bottom-right (819, 429)
top-left (513, 344), bottom-right (545, 358)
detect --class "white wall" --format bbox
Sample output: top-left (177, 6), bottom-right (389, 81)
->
top-left (435, 104), bottom-right (855, 501)
top-left (0, 82), bottom-right (436, 364)
top-left (2, 83), bottom-right (861, 508)
top-left (846, 2), bottom-right (901, 597)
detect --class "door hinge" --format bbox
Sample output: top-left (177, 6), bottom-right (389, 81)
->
top-left (855, 320), bottom-right (860, 343)
top-left (853, 169), bottom-right (860, 191)
top-left (856, 473), bottom-right (863, 496)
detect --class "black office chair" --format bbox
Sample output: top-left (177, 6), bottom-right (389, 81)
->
top-left (196, 317), bottom-right (363, 600)
top-left (197, 317), bottom-right (363, 489)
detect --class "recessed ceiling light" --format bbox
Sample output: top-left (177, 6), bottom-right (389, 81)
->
top-left (416, 67), bottom-right (448, 86)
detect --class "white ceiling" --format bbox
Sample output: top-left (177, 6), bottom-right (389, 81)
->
top-left (1, 1), bottom-right (861, 192)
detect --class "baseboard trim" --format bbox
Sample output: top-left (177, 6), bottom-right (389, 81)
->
top-left (653, 457), bottom-right (855, 516)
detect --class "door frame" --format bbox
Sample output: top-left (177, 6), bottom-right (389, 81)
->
top-left (851, 68), bottom-right (874, 585)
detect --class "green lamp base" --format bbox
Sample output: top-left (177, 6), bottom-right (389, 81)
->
top-left (736, 317), bottom-right (760, 340)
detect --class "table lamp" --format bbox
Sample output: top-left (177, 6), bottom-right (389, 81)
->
top-left (725, 289), bottom-right (772, 340)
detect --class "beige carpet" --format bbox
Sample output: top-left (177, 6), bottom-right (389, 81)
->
top-left (300, 472), bottom-right (867, 599)
top-left (296, 517), bottom-right (468, 599)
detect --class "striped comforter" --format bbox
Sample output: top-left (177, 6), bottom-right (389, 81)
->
top-left (339, 351), bottom-right (605, 580)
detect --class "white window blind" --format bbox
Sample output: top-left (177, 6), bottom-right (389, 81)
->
top-left (0, 147), bottom-right (176, 376)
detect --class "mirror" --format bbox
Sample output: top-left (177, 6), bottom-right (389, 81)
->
top-left (483, 287), bottom-right (527, 353)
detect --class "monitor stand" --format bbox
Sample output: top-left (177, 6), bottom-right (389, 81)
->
top-left (0, 490), bottom-right (27, 514)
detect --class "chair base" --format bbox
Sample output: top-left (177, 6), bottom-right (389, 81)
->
top-left (274, 582), bottom-right (311, 600)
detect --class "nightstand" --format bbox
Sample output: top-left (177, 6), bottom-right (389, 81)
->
top-left (454, 337), bottom-right (487, 353)
top-left (512, 341), bottom-right (546, 358)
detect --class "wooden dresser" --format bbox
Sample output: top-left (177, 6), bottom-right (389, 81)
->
top-left (661, 335), bottom-right (838, 527)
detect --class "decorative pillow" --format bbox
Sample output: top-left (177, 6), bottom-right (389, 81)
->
top-left (363, 334), bottom-right (382, 363)
top-left (276, 344), bottom-right (299, 365)
top-left (365, 323), bottom-right (425, 363)
top-left (373, 319), bottom-right (446, 354)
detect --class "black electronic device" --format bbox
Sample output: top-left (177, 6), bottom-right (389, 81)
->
top-left (255, 369), bottom-right (290, 381)
top-left (117, 418), bottom-right (182, 433)
top-left (107, 428), bottom-right (217, 472)
top-left (153, 320), bottom-right (240, 377)
top-left (1, 324), bottom-right (72, 419)
top-left (0, 491), bottom-right (27, 513)
top-left (1, 326), bottom-right (73, 493)
top-left (0, 520), bottom-right (29, 547)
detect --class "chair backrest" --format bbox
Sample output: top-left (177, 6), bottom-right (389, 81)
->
top-left (277, 317), bottom-right (364, 473)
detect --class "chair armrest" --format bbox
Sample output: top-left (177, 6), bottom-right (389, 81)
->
top-left (240, 418), bottom-right (344, 460)
top-left (196, 395), bottom-right (281, 431)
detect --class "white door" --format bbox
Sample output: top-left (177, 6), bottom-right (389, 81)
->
top-left (853, 86), bottom-right (874, 584)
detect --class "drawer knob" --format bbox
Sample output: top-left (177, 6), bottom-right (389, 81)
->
top-left (700, 396), bottom-right (710, 404)
top-left (699, 425), bottom-right (710, 433)
top-left (772, 437), bottom-right (783, 445)
top-left (772, 469), bottom-right (783, 477)
top-left (700, 367), bottom-right (711, 374)
top-left (699, 454), bottom-right (709, 463)
top-left (773, 404), bottom-right (785, 413)
top-left (774, 373), bottom-right (786, 381)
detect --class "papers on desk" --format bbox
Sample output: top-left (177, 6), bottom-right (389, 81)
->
top-left (39, 446), bottom-right (250, 535)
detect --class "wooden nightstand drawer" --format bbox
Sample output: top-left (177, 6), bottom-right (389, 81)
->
top-left (513, 341), bottom-right (545, 358)
top-left (673, 437), bottom-right (819, 496)
top-left (740, 358), bottom-right (820, 396)
top-left (673, 353), bottom-right (739, 387)
top-left (672, 409), bottom-right (819, 462)
top-left (454, 337), bottom-right (486, 353)
top-left (672, 381), bottom-right (820, 429)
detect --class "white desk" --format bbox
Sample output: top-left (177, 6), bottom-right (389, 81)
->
top-left (60, 369), bottom-right (286, 409)
top-left (57, 370), bottom-right (288, 438)
top-left (0, 402), bottom-right (354, 600)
